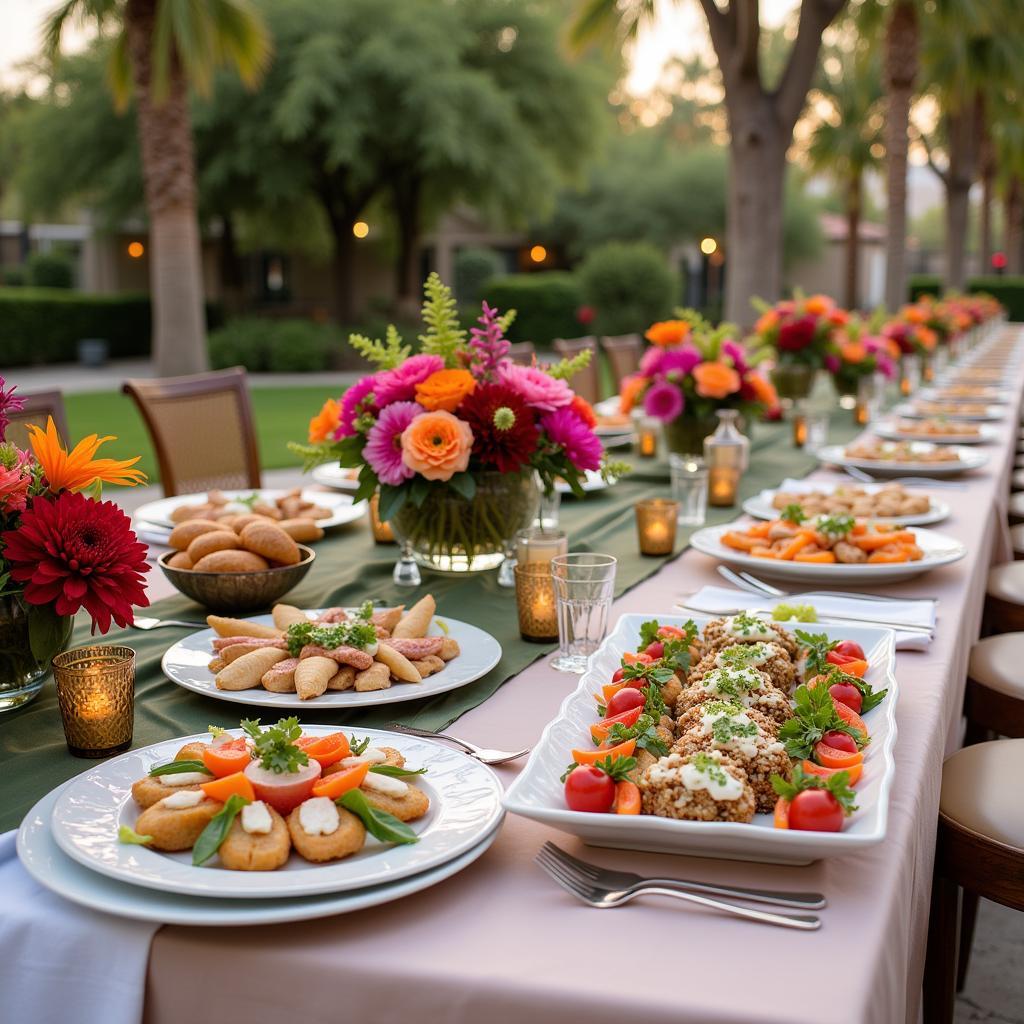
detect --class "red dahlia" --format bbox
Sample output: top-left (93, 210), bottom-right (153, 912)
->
top-left (2, 490), bottom-right (150, 633)
top-left (459, 383), bottom-right (539, 472)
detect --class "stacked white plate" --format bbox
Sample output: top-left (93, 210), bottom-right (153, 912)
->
top-left (18, 725), bottom-right (504, 925)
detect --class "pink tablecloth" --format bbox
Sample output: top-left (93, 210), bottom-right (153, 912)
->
top-left (143, 331), bottom-right (1022, 1024)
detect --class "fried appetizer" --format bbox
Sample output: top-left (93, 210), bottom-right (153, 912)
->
top-left (287, 798), bottom-right (366, 863)
top-left (134, 791), bottom-right (223, 851)
top-left (675, 665), bottom-right (791, 729)
top-left (689, 641), bottom-right (796, 693)
top-left (359, 774), bottom-right (430, 822)
top-left (218, 801), bottom-right (291, 871)
top-left (700, 614), bottom-right (799, 660)
top-left (639, 751), bottom-right (756, 823)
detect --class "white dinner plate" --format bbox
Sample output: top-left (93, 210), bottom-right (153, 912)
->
top-left (161, 611), bottom-right (502, 710)
top-left (20, 785), bottom-right (500, 926)
top-left (504, 613), bottom-right (898, 865)
top-left (49, 725), bottom-right (504, 900)
top-left (310, 464), bottom-right (362, 492)
top-left (893, 401), bottom-right (1005, 422)
top-left (918, 386), bottom-right (1010, 404)
top-left (689, 521), bottom-right (966, 582)
top-left (874, 420), bottom-right (1000, 446)
top-left (816, 442), bottom-right (989, 478)
top-left (134, 488), bottom-right (366, 530)
top-left (556, 468), bottom-right (612, 494)
top-left (741, 481), bottom-right (950, 527)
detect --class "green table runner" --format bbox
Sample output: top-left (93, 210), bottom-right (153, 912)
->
top-left (0, 414), bottom-right (866, 831)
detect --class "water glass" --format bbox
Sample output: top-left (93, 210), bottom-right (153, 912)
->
top-left (669, 454), bottom-right (708, 527)
top-left (805, 412), bottom-right (829, 454)
top-left (550, 554), bottom-right (617, 674)
top-left (537, 489), bottom-right (561, 530)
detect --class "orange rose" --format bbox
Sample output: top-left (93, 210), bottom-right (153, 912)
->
top-left (308, 398), bottom-right (340, 442)
top-left (902, 305), bottom-right (927, 324)
top-left (754, 309), bottom-right (779, 334)
top-left (645, 320), bottom-right (691, 348)
top-left (827, 308), bottom-right (850, 326)
top-left (915, 326), bottom-right (938, 351)
top-left (619, 374), bottom-right (646, 414)
top-left (804, 295), bottom-right (834, 316)
top-left (571, 394), bottom-right (597, 428)
top-left (883, 338), bottom-right (902, 360)
top-left (401, 410), bottom-right (473, 482)
top-left (692, 361), bottom-right (740, 399)
top-left (748, 373), bottom-right (778, 407)
top-left (415, 369), bottom-right (477, 412)
top-left (840, 342), bottom-right (867, 364)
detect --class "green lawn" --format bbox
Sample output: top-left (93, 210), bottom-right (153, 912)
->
top-left (65, 387), bottom-right (333, 484)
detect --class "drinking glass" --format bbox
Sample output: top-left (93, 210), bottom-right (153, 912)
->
top-left (537, 489), bottom-right (561, 530)
top-left (669, 454), bottom-right (708, 527)
top-left (805, 412), bottom-right (829, 454)
top-left (550, 554), bottom-right (617, 674)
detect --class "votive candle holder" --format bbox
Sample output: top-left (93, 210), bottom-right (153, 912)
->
top-left (52, 645), bottom-right (135, 758)
top-left (515, 527), bottom-right (569, 566)
top-left (514, 563), bottom-right (559, 643)
top-left (635, 499), bottom-right (679, 556)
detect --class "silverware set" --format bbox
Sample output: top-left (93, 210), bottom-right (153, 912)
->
top-left (535, 843), bottom-right (823, 930)
top-left (386, 723), bottom-right (529, 765)
top-left (842, 465), bottom-right (967, 490)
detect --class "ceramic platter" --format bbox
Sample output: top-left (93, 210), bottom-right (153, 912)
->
top-left (816, 442), bottom-right (988, 478)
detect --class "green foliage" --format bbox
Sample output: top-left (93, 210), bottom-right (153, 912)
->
top-left (418, 272), bottom-right (466, 366)
top-left (26, 250), bottom-right (75, 289)
top-left (0, 288), bottom-right (223, 366)
top-left (577, 241), bottom-right (679, 335)
top-left (349, 325), bottom-right (411, 371)
top-left (546, 348), bottom-right (592, 382)
top-left (208, 318), bottom-right (342, 373)
top-left (454, 248), bottom-right (505, 306)
top-left (482, 273), bottom-right (583, 344)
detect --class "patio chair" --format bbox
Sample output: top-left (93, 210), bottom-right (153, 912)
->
top-left (506, 341), bottom-right (536, 366)
top-left (600, 334), bottom-right (643, 384)
top-left (553, 336), bottom-right (600, 405)
top-left (122, 366), bottom-right (261, 497)
top-left (5, 389), bottom-right (70, 450)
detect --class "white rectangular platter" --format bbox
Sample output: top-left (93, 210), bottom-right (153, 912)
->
top-left (504, 613), bottom-right (898, 866)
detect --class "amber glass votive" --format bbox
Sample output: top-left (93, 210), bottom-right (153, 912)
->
top-left (369, 492), bottom-right (396, 544)
top-left (636, 417), bottom-right (659, 459)
top-left (52, 646), bottom-right (135, 758)
top-left (515, 527), bottom-right (568, 565)
top-left (708, 466), bottom-right (740, 507)
top-left (514, 563), bottom-right (559, 643)
top-left (635, 499), bottom-right (679, 556)
top-left (792, 412), bottom-right (808, 448)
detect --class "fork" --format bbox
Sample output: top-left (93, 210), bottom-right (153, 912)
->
top-left (676, 602), bottom-right (933, 636)
top-left (535, 846), bottom-right (821, 930)
top-left (130, 616), bottom-right (207, 630)
top-left (717, 566), bottom-right (936, 606)
top-left (538, 842), bottom-right (825, 910)
top-left (386, 723), bottom-right (529, 765)
top-left (842, 466), bottom-right (966, 490)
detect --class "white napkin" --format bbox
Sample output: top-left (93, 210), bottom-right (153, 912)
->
top-left (682, 585), bottom-right (936, 651)
top-left (0, 830), bottom-right (159, 1024)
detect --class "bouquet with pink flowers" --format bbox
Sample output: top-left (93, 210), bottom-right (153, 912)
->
top-left (750, 293), bottom-right (850, 369)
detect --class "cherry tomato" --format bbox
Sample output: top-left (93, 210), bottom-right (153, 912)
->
top-left (644, 641), bottom-right (665, 660)
top-left (828, 682), bottom-right (862, 714)
top-left (611, 667), bottom-right (626, 684)
top-left (605, 687), bottom-right (647, 718)
top-left (787, 790), bottom-right (845, 832)
top-left (832, 640), bottom-right (865, 661)
top-left (564, 765), bottom-right (615, 813)
top-left (822, 729), bottom-right (858, 753)
top-left (657, 625), bottom-right (687, 639)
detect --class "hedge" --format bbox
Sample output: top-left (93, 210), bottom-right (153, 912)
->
top-left (909, 274), bottom-right (1024, 321)
top-left (0, 288), bottom-right (223, 367)
top-left (208, 318), bottom-right (345, 373)
top-left (482, 272), bottom-right (584, 344)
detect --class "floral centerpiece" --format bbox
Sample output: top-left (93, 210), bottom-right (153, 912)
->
top-left (883, 307), bottom-right (939, 358)
top-left (295, 274), bottom-right (617, 573)
top-left (750, 293), bottom-right (849, 401)
top-left (825, 319), bottom-right (899, 398)
top-left (0, 380), bottom-right (149, 709)
top-left (620, 313), bottom-right (779, 455)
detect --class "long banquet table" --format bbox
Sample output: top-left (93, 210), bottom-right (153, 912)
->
top-left (136, 330), bottom-right (1022, 1024)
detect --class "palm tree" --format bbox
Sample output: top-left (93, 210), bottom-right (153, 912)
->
top-left (807, 46), bottom-right (884, 308)
top-left (44, 0), bottom-right (270, 376)
top-left (572, 0), bottom-right (847, 327)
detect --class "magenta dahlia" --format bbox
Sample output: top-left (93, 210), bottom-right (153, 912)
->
top-left (335, 376), bottom-right (380, 438)
top-left (777, 315), bottom-right (818, 352)
top-left (460, 384), bottom-right (538, 472)
top-left (540, 407), bottom-right (602, 472)
top-left (642, 380), bottom-right (685, 422)
top-left (2, 491), bottom-right (150, 633)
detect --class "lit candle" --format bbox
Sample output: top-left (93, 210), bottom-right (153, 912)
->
top-left (854, 400), bottom-right (870, 426)
top-left (639, 428), bottom-right (658, 458)
top-left (900, 375), bottom-right (912, 397)
top-left (635, 499), bottom-right (679, 556)
top-left (792, 414), bottom-right (808, 447)
top-left (81, 683), bottom-right (114, 721)
top-left (52, 646), bottom-right (135, 758)
top-left (514, 563), bottom-right (559, 642)
top-left (709, 466), bottom-right (740, 507)
top-left (515, 527), bottom-right (568, 565)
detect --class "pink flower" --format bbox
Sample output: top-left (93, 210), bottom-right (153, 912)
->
top-left (364, 401), bottom-right (423, 485)
top-left (721, 340), bottom-right (748, 376)
top-left (642, 381), bottom-right (685, 422)
top-left (373, 355), bottom-right (445, 407)
top-left (497, 363), bottom-right (573, 412)
top-left (576, 305), bottom-right (595, 326)
top-left (0, 377), bottom-right (24, 442)
top-left (825, 354), bottom-right (841, 374)
top-left (540, 407), bottom-right (602, 471)
top-left (335, 376), bottom-right (379, 438)
top-left (640, 343), bottom-right (702, 379)
top-left (0, 454), bottom-right (31, 513)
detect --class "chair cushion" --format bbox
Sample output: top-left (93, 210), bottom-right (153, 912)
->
top-left (988, 562), bottom-right (1024, 604)
top-left (940, 740), bottom-right (1024, 852)
top-left (1012, 524), bottom-right (1024, 556)
top-left (969, 634), bottom-right (1024, 699)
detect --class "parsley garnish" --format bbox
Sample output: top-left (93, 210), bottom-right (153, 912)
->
top-left (241, 717), bottom-right (309, 774)
top-left (605, 713), bottom-right (670, 757)
top-left (691, 752), bottom-right (730, 787)
top-left (777, 685), bottom-right (861, 760)
top-left (702, 666), bottom-right (762, 700)
top-left (795, 630), bottom-right (839, 677)
top-left (717, 644), bottom-right (770, 668)
top-left (285, 616), bottom-right (377, 658)
top-left (348, 735), bottom-right (372, 756)
top-left (731, 612), bottom-right (770, 636)
top-left (780, 503), bottom-right (807, 524)
top-left (771, 764), bottom-right (858, 814)
top-left (817, 513), bottom-right (855, 538)
top-left (818, 666), bottom-right (888, 713)
top-left (708, 707), bottom-right (759, 747)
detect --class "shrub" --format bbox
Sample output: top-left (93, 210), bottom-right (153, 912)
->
top-left (208, 318), bottom-right (342, 373)
top-left (576, 242), bottom-right (680, 335)
top-left (2, 266), bottom-right (27, 287)
top-left (482, 272), bottom-right (584, 343)
top-left (27, 250), bottom-right (75, 289)
top-left (454, 248), bottom-right (505, 307)
top-left (908, 275), bottom-right (942, 301)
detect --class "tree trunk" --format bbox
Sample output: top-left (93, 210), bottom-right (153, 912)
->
top-left (218, 213), bottom-right (246, 314)
top-left (125, 0), bottom-right (208, 377)
top-left (1006, 177), bottom-right (1023, 275)
top-left (883, 0), bottom-right (918, 312)
top-left (979, 131), bottom-right (995, 273)
top-left (944, 94), bottom-right (983, 291)
top-left (328, 219), bottom-right (357, 325)
top-left (392, 175), bottom-right (422, 320)
top-left (723, 86), bottom-right (787, 326)
top-left (845, 169), bottom-right (862, 309)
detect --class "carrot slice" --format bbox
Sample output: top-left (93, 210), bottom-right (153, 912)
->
top-left (855, 531), bottom-right (916, 551)
top-left (751, 546), bottom-right (778, 559)
top-left (814, 741), bottom-right (864, 770)
top-left (832, 699), bottom-right (870, 743)
top-left (777, 533), bottom-right (814, 561)
top-left (747, 522), bottom-right (772, 538)
top-left (311, 762), bottom-right (370, 799)
top-left (613, 780), bottom-right (642, 815)
top-left (202, 738), bottom-right (251, 778)
top-left (802, 759), bottom-right (863, 786)
top-left (200, 771), bottom-right (255, 803)
top-left (296, 732), bottom-right (351, 767)
top-left (571, 738), bottom-right (636, 765)
top-left (835, 658), bottom-right (868, 678)
top-left (722, 531), bottom-right (759, 552)
top-left (773, 796), bottom-right (790, 829)
top-left (793, 550), bottom-right (837, 563)
top-left (867, 547), bottom-right (910, 563)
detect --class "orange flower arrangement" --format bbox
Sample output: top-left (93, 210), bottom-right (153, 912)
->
top-left (827, 308), bottom-right (850, 327)
top-left (415, 369), bottom-right (477, 412)
top-left (840, 341), bottom-right (867, 364)
top-left (915, 326), bottom-right (938, 351)
top-left (570, 394), bottom-right (597, 428)
top-left (619, 375), bottom-right (646, 414)
top-left (754, 309), bottom-right (779, 334)
top-left (400, 410), bottom-right (473, 481)
top-left (308, 398), bottom-right (341, 442)
top-left (804, 295), bottom-right (834, 317)
top-left (692, 362), bottom-right (740, 399)
top-left (645, 320), bottom-right (691, 348)
top-left (748, 374), bottom-right (779, 408)
top-left (902, 305), bottom-right (927, 325)
top-left (27, 418), bottom-right (146, 492)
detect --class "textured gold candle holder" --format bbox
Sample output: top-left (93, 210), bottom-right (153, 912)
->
top-left (636, 417), bottom-right (659, 459)
top-left (635, 499), bottom-right (679, 556)
top-left (854, 400), bottom-right (870, 425)
top-left (708, 466), bottom-right (740, 507)
top-left (514, 563), bottom-right (559, 643)
top-left (52, 646), bottom-right (135, 758)
top-left (369, 492), bottom-right (396, 544)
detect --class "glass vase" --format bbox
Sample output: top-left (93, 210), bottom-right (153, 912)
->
top-left (770, 363), bottom-right (818, 403)
top-left (0, 593), bottom-right (74, 712)
top-left (389, 471), bottom-right (540, 574)
top-left (662, 414), bottom-right (720, 457)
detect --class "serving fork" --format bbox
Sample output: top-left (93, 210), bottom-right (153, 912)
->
top-left (535, 844), bottom-right (821, 930)
top-left (717, 565), bottom-right (937, 606)
top-left (676, 602), bottom-right (933, 636)
top-left (386, 723), bottom-right (529, 765)
top-left (130, 616), bottom-right (207, 630)
top-left (842, 465), bottom-right (966, 490)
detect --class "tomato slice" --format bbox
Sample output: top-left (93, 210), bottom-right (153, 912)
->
top-left (590, 706), bottom-right (643, 744)
top-left (613, 780), bottom-right (641, 815)
top-left (773, 796), bottom-right (790, 829)
top-left (656, 625), bottom-right (687, 639)
top-left (832, 700), bottom-right (869, 744)
top-left (296, 732), bottom-right (351, 767)
top-left (311, 762), bottom-right (370, 799)
top-left (801, 759), bottom-right (863, 786)
top-left (600, 682), bottom-right (628, 706)
top-left (202, 737), bottom-right (251, 778)
top-left (814, 740), bottom-right (864, 770)
top-left (827, 652), bottom-right (868, 677)
top-left (571, 738), bottom-right (637, 765)
top-left (622, 651), bottom-right (653, 666)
